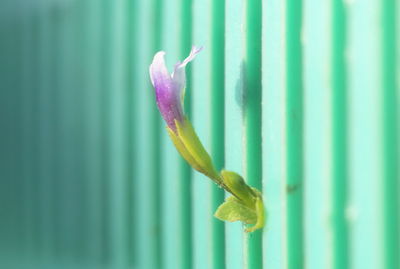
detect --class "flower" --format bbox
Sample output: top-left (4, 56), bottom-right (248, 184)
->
top-left (148, 46), bottom-right (265, 233)
top-left (149, 46), bottom-right (203, 132)
top-left (149, 46), bottom-right (220, 181)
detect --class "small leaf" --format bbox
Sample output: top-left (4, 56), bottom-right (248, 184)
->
top-left (214, 196), bottom-right (257, 224)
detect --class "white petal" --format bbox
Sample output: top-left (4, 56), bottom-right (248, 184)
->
top-left (149, 51), bottom-right (172, 88)
top-left (171, 46), bottom-right (203, 90)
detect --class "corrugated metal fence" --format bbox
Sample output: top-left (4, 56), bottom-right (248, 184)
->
top-left (0, 0), bottom-right (399, 268)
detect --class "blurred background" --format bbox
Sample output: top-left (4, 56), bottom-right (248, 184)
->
top-left (0, 0), bottom-right (399, 269)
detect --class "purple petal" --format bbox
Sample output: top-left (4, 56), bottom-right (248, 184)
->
top-left (149, 52), bottom-right (183, 131)
top-left (149, 46), bottom-right (202, 131)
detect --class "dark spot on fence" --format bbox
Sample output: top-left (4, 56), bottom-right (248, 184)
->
top-left (286, 183), bottom-right (301, 194)
top-left (235, 61), bottom-right (245, 111)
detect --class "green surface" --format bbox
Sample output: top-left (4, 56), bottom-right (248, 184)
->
top-left (0, 0), bottom-right (399, 268)
top-left (286, 0), bottom-right (304, 268)
top-left (332, 0), bottom-right (349, 268)
top-left (244, 0), bottom-right (263, 268)
top-left (225, 0), bottom-right (245, 268)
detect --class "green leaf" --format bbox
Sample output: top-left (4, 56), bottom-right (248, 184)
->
top-left (214, 196), bottom-right (257, 224)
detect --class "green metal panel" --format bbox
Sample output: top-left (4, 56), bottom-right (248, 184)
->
top-left (348, 0), bottom-right (390, 268)
top-left (225, 0), bottom-right (245, 268)
top-left (81, 0), bottom-right (104, 265)
top-left (303, 1), bottom-right (331, 268)
top-left (262, 0), bottom-right (286, 268)
top-left (331, 0), bottom-right (349, 268)
top-left (285, 0), bottom-right (305, 267)
top-left (108, 0), bottom-right (130, 267)
top-left (1, 0), bottom-right (399, 269)
top-left (37, 0), bottom-right (52, 263)
top-left (244, 0), bottom-right (263, 267)
top-left (19, 2), bottom-right (33, 264)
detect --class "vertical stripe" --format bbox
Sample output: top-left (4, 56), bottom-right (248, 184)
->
top-left (3, 1), bottom-right (400, 268)
top-left (244, 0), bottom-right (263, 268)
top-left (19, 2), bottom-right (33, 263)
top-left (74, 0), bottom-right (89, 263)
top-left (331, 0), bottom-right (349, 268)
top-left (46, 1), bottom-right (59, 265)
top-left (30, 8), bottom-right (42, 263)
top-left (100, 0), bottom-right (112, 264)
top-left (23, 5), bottom-right (37, 263)
top-left (51, 2), bottom-right (66, 262)
top-left (13, 2), bottom-right (24, 261)
top-left (225, 0), bottom-right (245, 267)
top-left (37, 1), bottom-right (53, 262)
top-left (348, 0), bottom-right (384, 267)
top-left (108, 0), bottom-right (130, 267)
top-left (303, 0), bottom-right (332, 267)
top-left (57, 2), bottom-right (78, 263)
top-left (381, 0), bottom-right (399, 268)
top-left (286, 0), bottom-right (304, 268)
top-left (262, 0), bottom-right (286, 268)
top-left (126, 0), bottom-right (138, 266)
top-left (83, 0), bottom-right (103, 265)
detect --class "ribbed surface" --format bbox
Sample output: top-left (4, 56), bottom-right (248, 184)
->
top-left (0, 0), bottom-right (399, 268)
